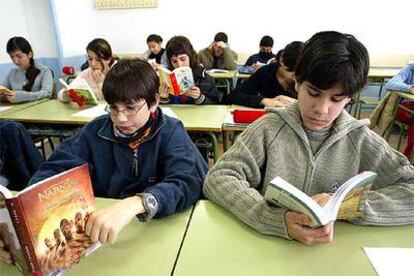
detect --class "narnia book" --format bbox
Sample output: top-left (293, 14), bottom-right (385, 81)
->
top-left (264, 171), bottom-right (377, 227)
top-left (158, 66), bottom-right (194, 96)
top-left (0, 164), bottom-right (100, 275)
top-left (59, 78), bottom-right (98, 106)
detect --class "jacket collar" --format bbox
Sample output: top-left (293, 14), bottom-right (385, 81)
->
top-left (97, 107), bottom-right (167, 144)
top-left (267, 103), bottom-right (370, 152)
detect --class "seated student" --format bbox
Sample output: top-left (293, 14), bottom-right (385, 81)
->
top-left (198, 32), bottom-right (238, 70)
top-left (229, 41), bottom-right (304, 108)
top-left (244, 35), bottom-right (277, 71)
top-left (204, 31), bottom-right (414, 246)
top-left (159, 36), bottom-right (222, 104)
top-left (0, 121), bottom-right (42, 191)
top-left (141, 34), bottom-right (168, 68)
top-left (384, 63), bottom-right (414, 159)
top-left (58, 38), bottom-right (116, 102)
top-left (1, 37), bottom-right (53, 103)
top-left (0, 59), bottom-right (207, 263)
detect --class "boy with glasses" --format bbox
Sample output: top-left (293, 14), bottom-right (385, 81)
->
top-left (0, 59), bottom-right (207, 263)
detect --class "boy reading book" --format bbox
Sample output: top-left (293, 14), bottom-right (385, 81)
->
top-left (159, 36), bottom-right (222, 104)
top-left (204, 31), bottom-right (414, 245)
top-left (0, 59), bottom-right (207, 264)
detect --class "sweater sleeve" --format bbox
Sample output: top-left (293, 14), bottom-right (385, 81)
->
top-left (144, 122), bottom-right (207, 218)
top-left (198, 73), bottom-right (222, 104)
top-left (14, 69), bottom-right (53, 103)
top-left (229, 69), bottom-right (265, 107)
top-left (198, 49), bottom-right (214, 70)
top-left (384, 65), bottom-right (414, 92)
top-left (349, 128), bottom-right (414, 225)
top-left (219, 48), bottom-right (237, 70)
top-left (203, 116), bottom-right (290, 238)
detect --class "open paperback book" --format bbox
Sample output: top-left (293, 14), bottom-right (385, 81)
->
top-left (0, 85), bottom-right (14, 95)
top-left (0, 164), bottom-right (100, 275)
top-left (60, 78), bottom-right (98, 106)
top-left (158, 66), bottom-right (194, 96)
top-left (264, 171), bottom-right (377, 227)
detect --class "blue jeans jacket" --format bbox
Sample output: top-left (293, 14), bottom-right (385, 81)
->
top-left (29, 108), bottom-right (208, 218)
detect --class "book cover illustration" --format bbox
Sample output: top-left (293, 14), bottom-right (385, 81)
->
top-left (60, 78), bottom-right (98, 106)
top-left (1, 164), bottom-right (99, 275)
top-left (158, 66), bottom-right (194, 96)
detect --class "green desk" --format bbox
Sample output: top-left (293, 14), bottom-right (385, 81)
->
top-left (207, 70), bottom-right (238, 96)
top-left (0, 99), bottom-right (49, 119)
top-left (174, 201), bottom-right (414, 276)
top-left (1, 198), bottom-right (193, 276)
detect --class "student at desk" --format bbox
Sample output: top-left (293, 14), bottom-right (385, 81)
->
top-left (1, 37), bottom-right (53, 103)
top-left (204, 31), bottom-right (414, 245)
top-left (229, 41), bottom-right (304, 108)
top-left (244, 35), bottom-right (277, 71)
top-left (159, 36), bottom-right (222, 104)
top-left (198, 32), bottom-right (238, 70)
top-left (58, 38), bottom-right (117, 102)
top-left (384, 63), bottom-right (414, 159)
top-left (141, 34), bottom-right (168, 69)
top-left (0, 59), bottom-right (207, 263)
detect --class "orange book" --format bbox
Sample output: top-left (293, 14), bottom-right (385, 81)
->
top-left (157, 66), bottom-right (194, 96)
top-left (0, 164), bottom-right (99, 275)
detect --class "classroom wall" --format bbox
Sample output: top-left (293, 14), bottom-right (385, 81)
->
top-left (0, 0), bottom-right (413, 82)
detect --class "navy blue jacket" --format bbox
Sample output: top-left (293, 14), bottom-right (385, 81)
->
top-left (29, 108), bottom-right (208, 218)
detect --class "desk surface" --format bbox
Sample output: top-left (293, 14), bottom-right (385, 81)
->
top-left (368, 68), bottom-right (401, 78)
top-left (0, 99), bottom-right (49, 118)
top-left (174, 201), bottom-right (414, 276)
top-left (1, 198), bottom-right (192, 276)
top-left (0, 100), bottom-right (229, 132)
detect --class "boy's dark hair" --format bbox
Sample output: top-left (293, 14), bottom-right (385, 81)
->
top-left (103, 59), bottom-right (159, 107)
top-left (6, 36), bottom-right (40, 92)
top-left (87, 38), bottom-right (115, 64)
top-left (214, 32), bottom-right (228, 43)
top-left (260, 35), bottom-right (274, 47)
top-left (147, 34), bottom-right (163, 44)
top-left (295, 31), bottom-right (369, 96)
top-left (166, 36), bottom-right (200, 70)
top-left (275, 41), bottom-right (304, 71)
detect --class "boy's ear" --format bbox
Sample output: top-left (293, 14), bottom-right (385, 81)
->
top-left (294, 79), bottom-right (299, 92)
top-left (149, 94), bottom-right (160, 112)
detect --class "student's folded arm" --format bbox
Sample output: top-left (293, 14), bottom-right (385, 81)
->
top-left (143, 121), bottom-right (208, 218)
top-left (203, 117), bottom-right (290, 239)
top-left (14, 70), bottom-right (53, 103)
top-left (229, 73), bottom-right (264, 107)
top-left (221, 48), bottom-right (237, 70)
top-left (384, 66), bottom-right (414, 92)
top-left (28, 129), bottom-right (92, 185)
top-left (199, 74), bottom-right (222, 104)
top-left (348, 128), bottom-right (414, 225)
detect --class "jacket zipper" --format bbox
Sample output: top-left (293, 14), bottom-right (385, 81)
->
top-left (132, 149), bottom-right (139, 176)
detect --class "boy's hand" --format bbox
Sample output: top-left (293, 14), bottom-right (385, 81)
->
top-left (285, 211), bottom-right (334, 245)
top-left (85, 196), bottom-right (145, 244)
top-left (159, 82), bottom-right (170, 99)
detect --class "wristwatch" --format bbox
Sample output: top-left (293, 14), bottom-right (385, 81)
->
top-left (136, 193), bottom-right (158, 222)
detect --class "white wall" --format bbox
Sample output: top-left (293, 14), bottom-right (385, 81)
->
top-left (0, 0), bottom-right (58, 63)
top-left (52, 0), bottom-right (413, 60)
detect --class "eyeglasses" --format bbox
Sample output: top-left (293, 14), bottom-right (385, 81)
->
top-left (105, 102), bottom-right (147, 117)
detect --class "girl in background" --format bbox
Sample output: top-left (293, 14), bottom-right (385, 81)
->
top-left (58, 38), bottom-right (116, 102)
top-left (2, 37), bottom-right (53, 103)
top-left (142, 34), bottom-right (168, 68)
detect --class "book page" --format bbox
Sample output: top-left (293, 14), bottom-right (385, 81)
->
top-left (71, 104), bottom-right (107, 118)
top-left (160, 107), bottom-right (177, 119)
top-left (265, 177), bottom-right (326, 226)
top-left (0, 85), bottom-right (13, 95)
top-left (325, 171), bottom-right (376, 220)
top-left (173, 66), bottom-right (194, 92)
top-left (363, 247), bottom-right (414, 276)
top-left (0, 106), bottom-right (12, 113)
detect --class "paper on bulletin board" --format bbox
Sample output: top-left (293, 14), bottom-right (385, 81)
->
top-left (363, 247), bottom-right (414, 276)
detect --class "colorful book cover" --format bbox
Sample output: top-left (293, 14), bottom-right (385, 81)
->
top-left (0, 164), bottom-right (99, 276)
top-left (60, 78), bottom-right (98, 106)
top-left (158, 66), bottom-right (194, 96)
